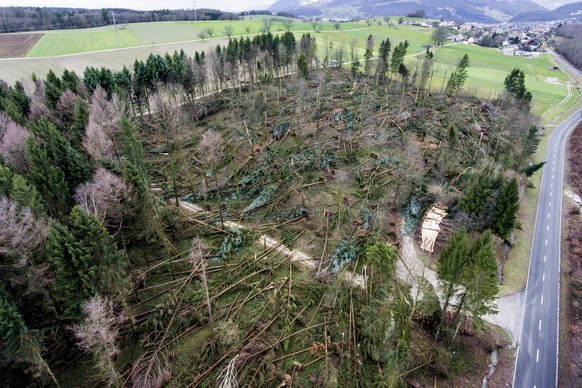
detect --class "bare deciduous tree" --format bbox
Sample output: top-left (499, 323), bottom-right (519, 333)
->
top-left (0, 115), bottom-right (31, 173)
top-left (71, 296), bottom-right (124, 387)
top-left (74, 168), bottom-right (130, 228)
top-left (27, 82), bottom-right (51, 122)
top-left (89, 86), bottom-right (125, 135)
top-left (83, 86), bottom-right (127, 163)
top-left (83, 119), bottom-right (115, 162)
top-left (197, 129), bottom-right (224, 171)
top-left (189, 236), bottom-right (212, 324)
top-left (55, 89), bottom-right (79, 126)
top-left (0, 196), bottom-right (48, 264)
top-left (223, 24), bottom-right (233, 39)
top-left (0, 196), bottom-right (51, 296)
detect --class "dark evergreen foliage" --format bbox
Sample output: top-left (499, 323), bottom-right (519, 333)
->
top-left (493, 178), bottom-right (520, 241)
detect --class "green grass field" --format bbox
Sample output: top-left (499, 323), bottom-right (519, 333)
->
top-left (25, 19), bottom-right (372, 57)
top-left (26, 29), bottom-right (142, 57)
top-left (421, 44), bottom-right (571, 116)
top-left (10, 19), bottom-right (572, 121)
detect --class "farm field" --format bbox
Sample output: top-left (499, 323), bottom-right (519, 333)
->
top-left (0, 33), bottom-right (43, 58)
top-left (0, 19), bottom-right (572, 118)
top-left (425, 44), bottom-right (571, 116)
top-left (26, 28), bottom-right (141, 57)
top-left (25, 19), bottom-right (372, 57)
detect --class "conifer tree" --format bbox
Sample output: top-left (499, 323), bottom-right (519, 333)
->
top-left (435, 227), bottom-right (470, 339)
top-left (10, 174), bottom-right (45, 216)
top-left (493, 178), bottom-right (520, 242)
top-left (69, 98), bottom-right (89, 150)
top-left (297, 53), bottom-right (309, 80)
top-left (364, 34), bottom-right (374, 75)
top-left (504, 68), bottom-right (532, 107)
top-left (461, 174), bottom-right (493, 217)
top-left (0, 163), bottom-right (12, 196)
top-left (445, 53), bottom-right (470, 96)
top-left (451, 230), bottom-right (498, 341)
top-left (27, 118), bottom-right (91, 197)
top-left (0, 286), bottom-right (59, 386)
top-left (25, 138), bottom-right (69, 219)
top-left (516, 125), bottom-right (540, 168)
top-left (375, 38), bottom-right (391, 83)
top-left (390, 40), bottom-right (409, 76)
top-left (48, 206), bottom-right (128, 318)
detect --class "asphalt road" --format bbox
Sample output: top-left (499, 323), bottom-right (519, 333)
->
top-left (513, 54), bottom-right (582, 387)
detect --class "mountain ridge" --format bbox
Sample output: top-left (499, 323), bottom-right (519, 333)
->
top-left (511, 2), bottom-right (582, 22)
top-left (269, 0), bottom-right (548, 23)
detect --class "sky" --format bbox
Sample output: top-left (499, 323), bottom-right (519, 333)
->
top-left (0, 0), bottom-right (277, 13)
top-left (0, 0), bottom-right (578, 11)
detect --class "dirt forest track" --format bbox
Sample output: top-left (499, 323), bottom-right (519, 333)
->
top-left (0, 33), bottom-right (43, 58)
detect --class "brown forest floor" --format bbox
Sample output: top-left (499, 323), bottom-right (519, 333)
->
top-left (0, 33), bottom-right (43, 58)
top-left (560, 121), bottom-right (582, 385)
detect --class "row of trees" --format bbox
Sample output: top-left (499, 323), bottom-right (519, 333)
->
top-left (0, 6), bottom-right (239, 33)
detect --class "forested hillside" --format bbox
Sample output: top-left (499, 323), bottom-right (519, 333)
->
top-left (0, 32), bottom-right (538, 386)
top-left (555, 23), bottom-right (582, 70)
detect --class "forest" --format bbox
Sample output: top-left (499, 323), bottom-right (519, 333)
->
top-left (555, 23), bottom-right (582, 71)
top-left (0, 31), bottom-right (540, 386)
top-left (0, 7), bottom-right (240, 33)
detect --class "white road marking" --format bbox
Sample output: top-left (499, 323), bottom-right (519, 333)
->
top-left (551, 183), bottom-right (554, 188)
top-left (549, 201), bottom-right (552, 207)
top-left (546, 239), bottom-right (548, 246)
top-left (552, 175), bottom-right (554, 179)
top-left (543, 273), bottom-right (546, 282)
top-left (550, 192), bottom-right (552, 197)
top-left (541, 294), bottom-right (544, 304)
top-left (547, 225), bottom-right (549, 231)
top-left (539, 320), bottom-right (542, 331)
top-left (537, 349), bottom-right (540, 363)
top-left (544, 255), bottom-right (546, 262)
top-left (548, 212), bottom-right (551, 218)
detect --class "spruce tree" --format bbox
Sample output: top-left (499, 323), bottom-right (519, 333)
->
top-left (25, 138), bottom-right (69, 219)
top-left (461, 174), bottom-right (493, 217)
top-left (451, 230), bottom-right (499, 341)
top-left (0, 286), bottom-right (59, 386)
top-left (364, 34), bottom-right (374, 75)
top-left (69, 98), bottom-right (89, 150)
top-left (390, 40), bottom-right (409, 76)
top-left (504, 68), bottom-right (532, 107)
top-left (435, 227), bottom-right (470, 339)
top-left (516, 125), bottom-right (540, 168)
top-left (297, 53), bottom-right (309, 80)
top-left (28, 119), bottom-right (91, 197)
top-left (375, 38), bottom-right (391, 83)
top-left (0, 163), bottom-right (12, 196)
top-left (48, 207), bottom-right (128, 318)
top-left (10, 174), bottom-right (45, 216)
top-left (445, 53), bottom-right (470, 96)
top-left (493, 178), bottom-right (520, 242)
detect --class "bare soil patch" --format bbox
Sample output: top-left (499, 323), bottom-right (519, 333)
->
top-left (0, 33), bottom-right (43, 58)
top-left (561, 121), bottom-right (582, 385)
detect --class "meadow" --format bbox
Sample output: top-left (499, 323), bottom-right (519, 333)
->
top-left (25, 19), bottom-right (373, 57)
top-left (0, 18), bottom-right (574, 119)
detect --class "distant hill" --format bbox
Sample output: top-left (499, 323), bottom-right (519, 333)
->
top-left (511, 2), bottom-right (582, 22)
top-left (269, 0), bottom-right (548, 22)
